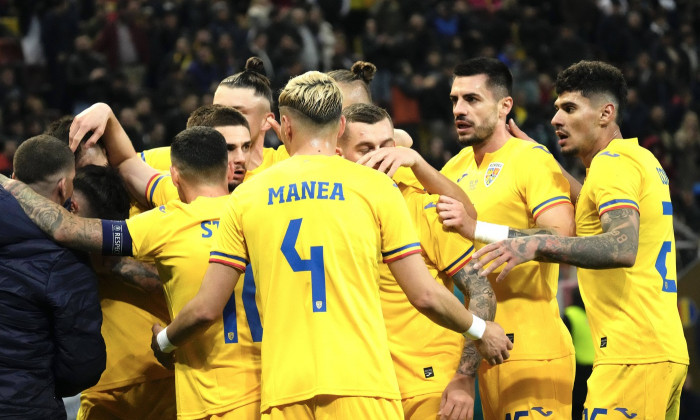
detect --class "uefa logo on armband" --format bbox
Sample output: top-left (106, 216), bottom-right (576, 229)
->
top-left (484, 162), bottom-right (503, 187)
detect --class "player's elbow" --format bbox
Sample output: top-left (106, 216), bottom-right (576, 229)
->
top-left (409, 287), bottom-right (440, 315)
top-left (192, 304), bottom-right (219, 326)
top-left (618, 250), bottom-right (637, 268)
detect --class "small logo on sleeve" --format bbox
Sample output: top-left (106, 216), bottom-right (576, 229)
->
top-left (600, 337), bottom-right (607, 348)
top-left (423, 367), bottom-right (434, 378)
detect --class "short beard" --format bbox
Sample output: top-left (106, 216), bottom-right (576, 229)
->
top-left (560, 144), bottom-right (580, 157)
top-left (456, 114), bottom-right (497, 147)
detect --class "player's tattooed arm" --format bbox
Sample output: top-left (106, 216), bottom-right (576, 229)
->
top-left (506, 227), bottom-right (559, 238)
top-left (451, 263), bottom-right (496, 376)
top-left (473, 208), bottom-right (640, 281)
top-left (110, 257), bottom-right (162, 292)
top-left (0, 175), bottom-right (103, 253)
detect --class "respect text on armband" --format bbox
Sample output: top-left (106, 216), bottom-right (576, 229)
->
top-left (268, 181), bottom-right (345, 205)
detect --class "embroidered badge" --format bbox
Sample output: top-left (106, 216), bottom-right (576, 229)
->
top-left (484, 162), bottom-right (503, 187)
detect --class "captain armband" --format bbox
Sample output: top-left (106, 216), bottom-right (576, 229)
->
top-left (101, 220), bottom-right (133, 256)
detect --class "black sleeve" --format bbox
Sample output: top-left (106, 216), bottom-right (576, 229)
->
top-left (47, 251), bottom-right (106, 397)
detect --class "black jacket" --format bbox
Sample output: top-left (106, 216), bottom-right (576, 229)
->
top-left (0, 186), bottom-right (105, 419)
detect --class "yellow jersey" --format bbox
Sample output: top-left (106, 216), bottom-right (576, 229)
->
top-left (441, 138), bottom-right (574, 361)
top-left (243, 145), bottom-right (290, 181)
top-left (85, 272), bottom-right (173, 392)
top-left (140, 147), bottom-right (172, 172)
top-left (379, 180), bottom-right (471, 398)
top-left (113, 195), bottom-right (262, 419)
top-left (575, 138), bottom-right (688, 366)
top-left (211, 154), bottom-right (421, 411)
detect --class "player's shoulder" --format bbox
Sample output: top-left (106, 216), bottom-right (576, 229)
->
top-left (509, 137), bottom-right (555, 158)
top-left (590, 138), bottom-right (648, 172)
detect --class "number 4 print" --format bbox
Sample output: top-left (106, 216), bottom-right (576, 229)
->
top-left (282, 218), bottom-right (327, 312)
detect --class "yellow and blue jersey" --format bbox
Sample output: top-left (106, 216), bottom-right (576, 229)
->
top-left (140, 147), bottom-right (172, 172)
top-left (441, 138), bottom-right (574, 361)
top-left (211, 154), bottom-right (420, 411)
top-left (378, 181), bottom-right (471, 399)
top-left (575, 138), bottom-right (688, 366)
top-left (103, 196), bottom-right (262, 419)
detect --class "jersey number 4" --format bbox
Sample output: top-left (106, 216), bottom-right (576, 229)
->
top-left (282, 218), bottom-right (327, 312)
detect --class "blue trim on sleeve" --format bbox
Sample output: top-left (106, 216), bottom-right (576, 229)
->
top-left (598, 199), bottom-right (639, 213)
top-left (532, 196), bottom-right (569, 215)
top-left (444, 246), bottom-right (475, 272)
top-left (382, 242), bottom-right (421, 257)
top-left (210, 251), bottom-right (248, 264)
top-left (101, 220), bottom-right (133, 256)
top-left (148, 175), bottom-right (165, 206)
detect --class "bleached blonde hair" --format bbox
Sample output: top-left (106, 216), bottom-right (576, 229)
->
top-left (278, 71), bottom-right (343, 125)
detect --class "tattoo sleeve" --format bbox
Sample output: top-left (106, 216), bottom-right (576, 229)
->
top-left (531, 208), bottom-right (640, 268)
top-left (2, 178), bottom-right (103, 253)
top-left (507, 227), bottom-right (558, 238)
top-left (110, 257), bottom-right (163, 293)
top-left (451, 263), bottom-right (496, 376)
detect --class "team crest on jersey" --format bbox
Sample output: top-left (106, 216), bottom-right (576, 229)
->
top-left (484, 162), bottom-right (503, 187)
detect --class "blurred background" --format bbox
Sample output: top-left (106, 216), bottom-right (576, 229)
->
top-left (0, 0), bottom-right (698, 417)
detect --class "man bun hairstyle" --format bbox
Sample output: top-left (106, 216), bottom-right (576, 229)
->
top-left (218, 57), bottom-right (273, 105)
top-left (327, 60), bottom-right (377, 100)
top-left (555, 60), bottom-right (628, 124)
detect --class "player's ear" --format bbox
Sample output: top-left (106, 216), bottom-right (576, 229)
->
top-left (337, 115), bottom-right (346, 141)
top-left (500, 96), bottom-right (513, 118)
top-left (11, 172), bottom-right (16, 180)
top-left (70, 198), bottom-right (80, 214)
top-left (600, 102), bottom-right (616, 126)
top-left (335, 146), bottom-right (344, 157)
top-left (170, 166), bottom-right (180, 188)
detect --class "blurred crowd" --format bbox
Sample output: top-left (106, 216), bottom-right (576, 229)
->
top-left (0, 0), bottom-right (698, 257)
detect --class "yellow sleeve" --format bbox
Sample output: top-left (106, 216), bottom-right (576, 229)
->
top-left (587, 151), bottom-right (642, 216)
top-left (210, 193), bottom-right (248, 271)
top-left (519, 144), bottom-right (572, 221)
top-left (125, 207), bottom-right (165, 259)
top-left (376, 177), bottom-right (422, 263)
top-left (144, 173), bottom-right (180, 208)
top-left (140, 147), bottom-right (172, 172)
top-left (404, 188), bottom-right (474, 276)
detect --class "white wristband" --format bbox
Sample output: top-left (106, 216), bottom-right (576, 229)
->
top-left (474, 221), bottom-right (509, 244)
top-left (157, 327), bottom-right (177, 353)
top-left (462, 315), bottom-right (487, 340)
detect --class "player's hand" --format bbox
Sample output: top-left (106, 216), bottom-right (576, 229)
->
top-left (439, 373), bottom-right (475, 420)
top-left (474, 321), bottom-right (512, 365)
top-left (266, 116), bottom-right (282, 140)
top-left (506, 118), bottom-right (536, 144)
top-left (437, 195), bottom-right (476, 240)
top-left (472, 238), bottom-right (538, 282)
top-left (70, 102), bottom-right (112, 151)
top-left (151, 323), bottom-right (175, 370)
top-left (356, 147), bottom-right (416, 177)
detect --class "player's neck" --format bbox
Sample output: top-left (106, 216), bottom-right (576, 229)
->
top-left (179, 183), bottom-right (228, 203)
top-left (288, 136), bottom-right (337, 156)
top-left (581, 126), bottom-right (622, 168)
top-left (472, 125), bottom-right (510, 166)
